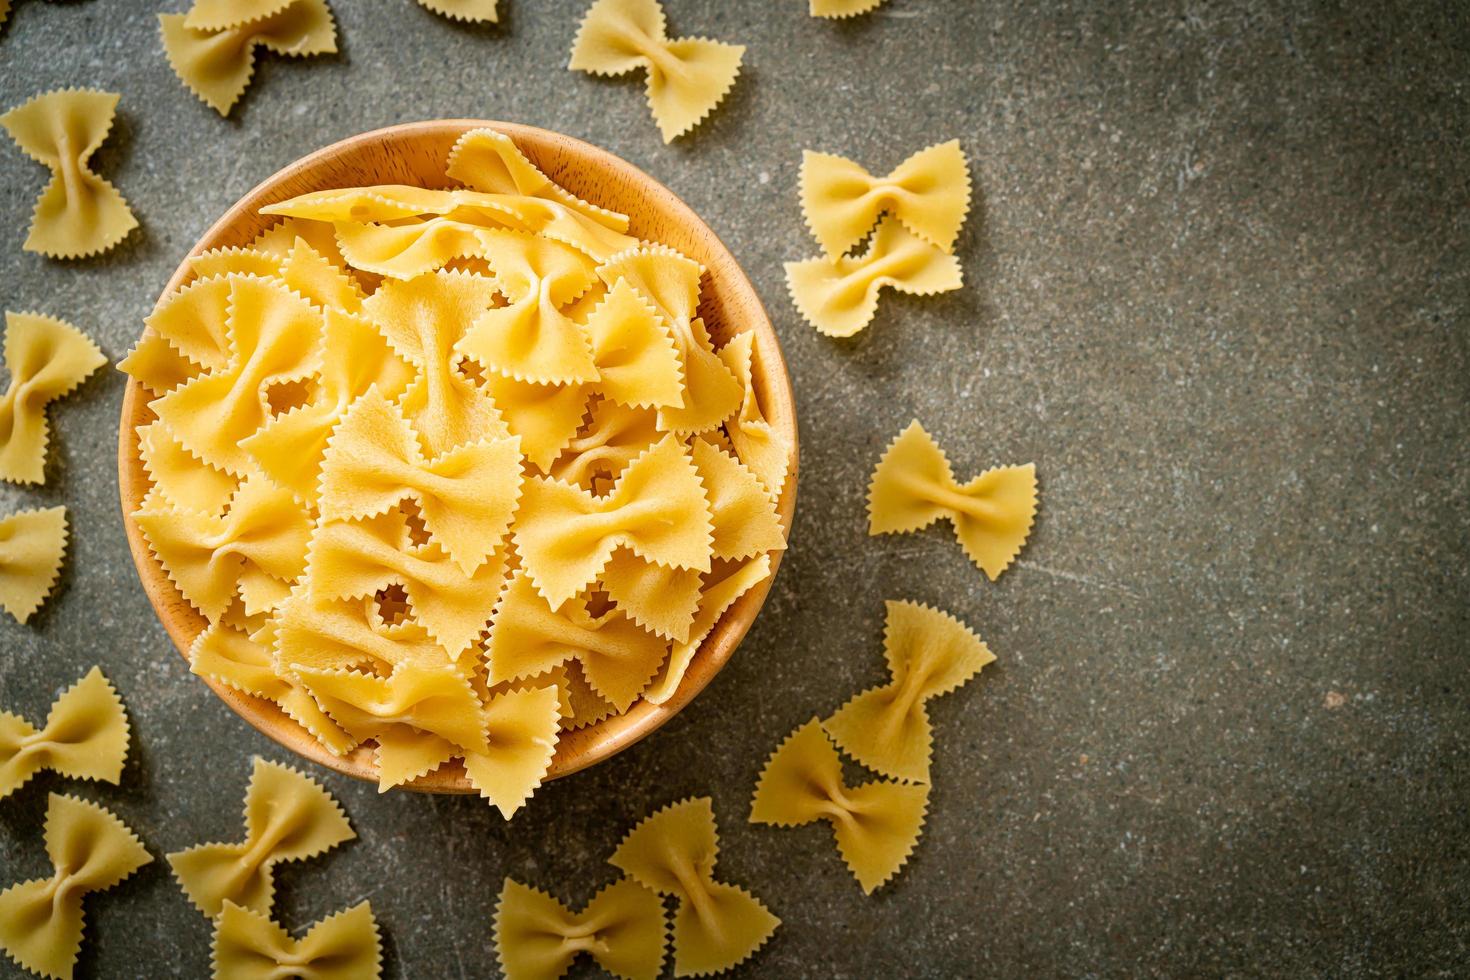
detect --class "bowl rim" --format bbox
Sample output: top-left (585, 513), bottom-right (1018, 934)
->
top-left (116, 119), bottom-right (799, 793)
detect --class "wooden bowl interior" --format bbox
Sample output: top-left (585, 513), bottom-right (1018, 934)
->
top-left (117, 120), bottom-right (798, 793)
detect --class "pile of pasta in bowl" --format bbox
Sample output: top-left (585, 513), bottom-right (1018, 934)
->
top-left (120, 128), bottom-right (791, 818)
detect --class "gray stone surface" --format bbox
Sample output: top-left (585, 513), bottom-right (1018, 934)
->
top-left (1, 0), bottom-right (1467, 976)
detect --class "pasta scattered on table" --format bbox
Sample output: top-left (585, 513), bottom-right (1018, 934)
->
top-left (213, 900), bottom-right (382, 980)
top-left (166, 757), bottom-right (355, 919)
top-left (0, 666), bottom-right (129, 801)
top-left (0, 505), bottom-right (68, 624)
top-left (0, 312), bottom-right (107, 485)
top-left (868, 419), bottom-right (1037, 580)
top-left (0, 793), bottom-right (153, 980)
top-left (569, 0), bottom-right (745, 142)
top-left (493, 878), bottom-right (667, 980)
top-left (609, 797), bottom-right (779, 976)
top-left (159, 0), bottom-right (339, 116)
top-left (822, 599), bottom-right (995, 783)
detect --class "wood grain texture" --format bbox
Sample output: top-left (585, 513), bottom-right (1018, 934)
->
top-left (116, 120), bottom-right (799, 794)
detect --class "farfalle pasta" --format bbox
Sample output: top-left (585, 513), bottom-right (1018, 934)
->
top-left (159, 0), bottom-right (339, 116)
top-left (414, 0), bottom-right (496, 22)
top-left (609, 796), bottom-right (779, 976)
top-left (121, 127), bottom-right (788, 814)
top-left (809, 0), bottom-right (887, 16)
top-left (0, 90), bottom-right (138, 258)
top-left (750, 719), bottom-right (928, 894)
top-left (569, 0), bottom-right (745, 142)
top-left (493, 878), bottom-right (667, 980)
top-left (0, 505), bottom-right (68, 624)
top-left (167, 757), bottom-right (355, 918)
top-left (0, 794), bottom-right (153, 980)
top-left (0, 312), bottom-right (108, 484)
top-left (0, 667), bottom-right (129, 801)
top-left (823, 600), bottom-right (995, 783)
top-left (868, 419), bottom-right (1038, 580)
top-left (213, 900), bottom-right (382, 980)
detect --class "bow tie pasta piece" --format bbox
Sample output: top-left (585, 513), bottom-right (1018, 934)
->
top-left (583, 279), bottom-right (684, 409)
top-left (717, 330), bottom-right (790, 499)
top-left (557, 661), bottom-right (618, 731)
top-left (0, 794), bottom-right (152, 980)
top-left (159, 0), bottom-right (338, 117)
top-left (251, 216), bottom-right (351, 273)
top-left (456, 229), bottom-right (600, 384)
top-left (0, 90), bottom-right (137, 258)
top-left (513, 434), bottom-right (713, 609)
top-left (318, 387), bottom-right (522, 574)
top-left (486, 571), bottom-right (670, 712)
top-left (185, 0), bottom-right (296, 30)
top-left (242, 307), bottom-right (414, 503)
top-left (135, 473), bottom-right (312, 621)
top-left (750, 719), bottom-right (929, 894)
top-left (644, 554), bottom-right (771, 705)
top-left (477, 371), bottom-right (594, 473)
top-left (188, 622), bottom-right (357, 756)
top-left (609, 797), bottom-right (779, 976)
top-left (0, 505), bottom-right (68, 624)
top-left (810, 0), bottom-right (888, 16)
top-left (190, 246), bottom-right (285, 280)
top-left (786, 215), bottom-right (964, 338)
top-left (822, 600), bottom-right (995, 783)
top-left (213, 900), bottom-right (382, 980)
top-left (335, 218), bottom-right (493, 279)
top-left (361, 270), bottom-right (509, 456)
top-left (597, 547), bottom-right (703, 642)
top-left (460, 685), bottom-right (562, 817)
top-left (275, 587), bottom-right (451, 675)
top-left (548, 399), bottom-right (657, 489)
top-left (137, 421), bottom-right (238, 517)
top-left (415, 0), bottom-right (497, 23)
top-left (306, 516), bottom-right (509, 659)
top-left (494, 877), bottom-right (668, 980)
top-left (0, 667), bottom-right (128, 801)
top-left (167, 757), bottom-right (354, 919)
top-left (446, 128), bottom-right (629, 233)
top-left (800, 140), bottom-right (971, 258)
top-left (0, 312), bottom-right (107, 485)
top-left (136, 273), bottom-right (234, 374)
top-left (569, 0), bottom-right (745, 143)
top-left (868, 420), bottom-right (1038, 580)
top-left (151, 276), bottom-right (324, 477)
top-left (689, 439), bottom-right (787, 562)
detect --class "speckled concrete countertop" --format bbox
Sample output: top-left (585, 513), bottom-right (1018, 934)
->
top-left (2, 1), bottom-right (1467, 976)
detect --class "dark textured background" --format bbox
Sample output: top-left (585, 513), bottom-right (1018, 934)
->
top-left (2, 1), bottom-right (1468, 977)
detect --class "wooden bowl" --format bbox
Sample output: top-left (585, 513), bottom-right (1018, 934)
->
top-left (117, 120), bottom-right (799, 793)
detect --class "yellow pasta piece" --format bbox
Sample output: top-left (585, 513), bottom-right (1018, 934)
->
top-left (167, 756), bottom-right (354, 919)
top-left (0, 505), bottom-right (68, 624)
top-left (250, 215), bottom-right (349, 270)
top-left (822, 600), bottom-right (995, 783)
top-left (446, 127), bottom-right (629, 232)
top-left (459, 685), bottom-right (562, 818)
top-left (0, 312), bottom-right (107, 485)
top-left (717, 330), bottom-right (790, 499)
top-left (689, 439), bottom-right (786, 562)
top-left (786, 215), bottom-right (964, 337)
top-left (294, 660), bottom-right (488, 762)
top-left (750, 719), bottom-right (929, 894)
top-left (188, 621), bottom-right (357, 756)
top-left (334, 217), bottom-right (491, 280)
top-left (184, 0), bottom-right (296, 30)
top-left (548, 397), bottom-right (657, 490)
top-left (868, 419), bottom-right (1037, 580)
top-left (213, 900), bottom-right (382, 980)
top-left (0, 794), bottom-right (152, 980)
top-left (456, 229), bottom-right (600, 384)
top-left (485, 571), bottom-right (669, 712)
top-left (801, 140), bottom-right (970, 257)
top-left (414, 0), bottom-right (496, 23)
top-left (583, 278), bottom-right (684, 408)
top-left (477, 370), bottom-right (591, 473)
top-left (306, 517), bottom-right (509, 659)
top-left (137, 421), bottom-right (238, 517)
top-left (278, 236), bottom-right (366, 312)
top-left (596, 247), bottom-right (741, 433)
top-left (513, 434), bottom-right (713, 609)
top-left (597, 547), bottom-right (703, 642)
top-left (361, 270), bottom-right (508, 456)
top-left (0, 666), bottom-right (129, 801)
top-left (0, 90), bottom-right (137, 258)
top-left (558, 660), bottom-right (618, 730)
top-left (274, 587), bottom-right (450, 674)
top-left (493, 877), bottom-right (667, 980)
top-left (318, 387), bottom-right (522, 574)
top-left (158, 0), bottom-right (338, 117)
top-left (609, 797), bottom-right (779, 976)
top-left (116, 329), bottom-right (200, 395)
top-left (135, 473), bottom-right (313, 621)
top-left (569, 0), bottom-right (745, 143)
top-left (139, 273), bottom-right (233, 373)
top-left (152, 275), bottom-right (324, 476)
top-left (189, 245), bottom-right (284, 280)
top-left (242, 306), bottom-right (413, 503)
top-left (644, 554), bottom-right (770, 705)
top-left (809, 0), bottom-right (887, 16)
